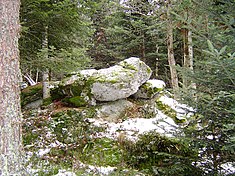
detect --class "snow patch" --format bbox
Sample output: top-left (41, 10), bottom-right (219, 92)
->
top-left (36, 148), bottom-right (51, 157)
top-left (88, 109), bottom-right (179, 141)
top-left (221, 162), bottom-right (235, 175)
top-left (159, 95), bottom-right (194, 119)
top-left (54, 170), bottom-right (76, 176)
top-left (148, 79), bottom-right (166, 89)
top-left (79, 162), bottom-right (116, 175)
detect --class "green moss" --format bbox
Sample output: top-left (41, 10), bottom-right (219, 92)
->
top-left (51, 75), bottom-right (94, 107)
top-left (43, 97), bottom-right (52, 106)
top-left (69, 96), bottom-right (87, 107)
top-left (156, 100), bottom-right (186, 123)
top-left (147, 66), bottom-right (152, 74)
top-left (21, 84), bottom-right (43, 107)
top-left (80, 138), bottom-right (123, 167)
top-left (156, 100), bottom-right (177, 120)
top-left (93, 74), bottom-right (119, 84)
top-left (50, 86), bottom-right (65, 101)
top-left (119, 61), bottom-right (138, 70)
top-left (141, 82), bottom-right (162, 98)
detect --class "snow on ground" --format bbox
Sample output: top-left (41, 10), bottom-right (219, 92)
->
top-left (54, 170), bottom-right (76, 176)
top-left (27, 95), bottom-right (193, 175)
top-left (36, 148), bottom-right (51, 157)
top-left (53, 163), bottom-right (116, 176)
top-left (79, 162), bottom-right (116, 176)
top-left (221, 162), bottom-right (235, 175)
top-left (148, 79), bottom-right (166, 89)
top-left (88, 109), bottom-right (179, 141)
top-left (88, 95), bottom-right (190, 141)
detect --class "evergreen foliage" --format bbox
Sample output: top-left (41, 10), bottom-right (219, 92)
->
top-left (19, 0), bottom-right (93, 77)
top-left (182, 43), bottom-right (235, 174)
top-left (178, 0), bottom-right (235, 174)
top-left (122, 131), bottom-right (203, 175)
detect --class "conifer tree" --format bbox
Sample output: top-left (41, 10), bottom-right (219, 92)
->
top-left (19, 0), bottom-right (93, 87)
top-left (180, 0), bottom-right (235, 174)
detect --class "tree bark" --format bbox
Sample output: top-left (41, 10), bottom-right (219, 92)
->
top-left (42, 25), bottom-right (50, 99)
top-left (0, 0), bottom-right (26, 175)
top-left (166, 0), bottom-right (179, 95)
top-left (24, 74), bottom-right (36, 86)
top-left (182, 28), bottom-right (196, 89)
top-left (155, 45), bottom-right (159, 78)
top-left (42, 69), bottom-right (50, 99)
top-left (141, 33), bottom-right (146, 62)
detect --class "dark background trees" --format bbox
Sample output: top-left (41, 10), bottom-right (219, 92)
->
top-left (19, 0), bottom-right (93, 84)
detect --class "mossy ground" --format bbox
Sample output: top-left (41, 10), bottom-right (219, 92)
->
top-left (22, 106), bottom-right (149, 175)
top-left (22, 86), bottom-right (192, 175)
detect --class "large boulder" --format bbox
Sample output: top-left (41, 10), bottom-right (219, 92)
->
top-left (51, 57), bottom-right (152, 105)
top-left (91, 57), bottom-right (152, 101)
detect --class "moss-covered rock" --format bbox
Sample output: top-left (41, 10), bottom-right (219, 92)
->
top-left (51, 57), bottom-right (152, 105)
top-left (134, 79), bottom-right (166, 99)
top-left (68, 96), bottom-right (88, 107)
top-left (51, 73), bottom-right (96, 107)
top-left (90, 57), bottom-right (152, 101)
top-left (21, 83), bottom-right (43, 108)
top-left (156, 99), bottom-right (186, 124)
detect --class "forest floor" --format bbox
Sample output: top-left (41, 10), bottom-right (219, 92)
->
top-left (22, 92), bottom-right (190, 175)
top-left (21, 85), bottom-right (234, 175)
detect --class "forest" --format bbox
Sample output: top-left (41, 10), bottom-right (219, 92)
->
top-left (0, 0), bottom-right (235, 175)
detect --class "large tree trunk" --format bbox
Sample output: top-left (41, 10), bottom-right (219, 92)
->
top-left (0, 0), bottom-right (25, 174)
top-left (42, 25), bottom-right (50, 99)
top-left (166, 0), bottom-right (179, 95)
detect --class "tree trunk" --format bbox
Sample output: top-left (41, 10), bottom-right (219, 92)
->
top-left (43, 69), bottom-right (50, 99)
top-left (166, 0), bottom-right (179, 95)
top-left (24, 74), bottom-right (36, 86)
top-left (182, 28), bottom-right (196, 89)
top-left (155, 45), bottom-right (160, 78)
top-left (188, 30), bottom-right (193, 71)
top-left (141, 33), bottom-right (146, 62)
top-left (36, 68), bottom-right (39, 84)
top-left (42, 25), bottom-right (50, 99)
top-left (0, 0), bottom-right (26, 175)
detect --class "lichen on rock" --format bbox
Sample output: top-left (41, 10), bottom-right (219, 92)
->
top-left (51, 57), bottom-right (152, 105)
top-left (134, 79), bottom-right (166, 99)
top-left (90, 57), bottom-right (152, 101)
